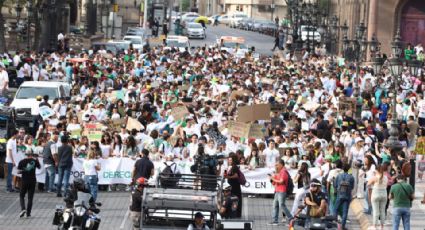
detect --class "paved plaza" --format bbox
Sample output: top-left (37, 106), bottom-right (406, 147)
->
top-left (0, 179), bottom-right (362, 230)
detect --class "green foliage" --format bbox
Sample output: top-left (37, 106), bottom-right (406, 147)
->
top-left (181, 0), bottom-right (190, 12)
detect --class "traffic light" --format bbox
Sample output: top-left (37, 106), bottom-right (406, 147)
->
top-left (113, 4), bottom-right (119, 12)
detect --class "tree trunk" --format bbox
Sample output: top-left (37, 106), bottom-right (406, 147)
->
top-left (0, 1), bottom-right (7, 53)
top-left (33, 2), bottom-right (42, 51)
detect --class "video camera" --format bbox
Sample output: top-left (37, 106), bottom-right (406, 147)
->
top-left (191, 152), bottom-right (225, 175)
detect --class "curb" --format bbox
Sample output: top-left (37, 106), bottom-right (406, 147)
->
top-left (350, 199), bottom-right (371, 230)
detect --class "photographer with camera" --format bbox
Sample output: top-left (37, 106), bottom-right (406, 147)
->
top-left (17, 148), bottom-right (41, 218)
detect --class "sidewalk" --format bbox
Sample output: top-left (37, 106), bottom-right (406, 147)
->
top-left (351, 180), bottom-right (425, 230)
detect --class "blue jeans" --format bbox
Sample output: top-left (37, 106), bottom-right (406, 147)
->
top-left (272, 192), bottom-right (293, 223)
top-left (84, 175), bottom-right (98, 201)
top-left (364, 187), bottom-right (372, 214)
top-left (44, 166), bottom-right (56, 192)
top-left (57, 166), bottom-right (72, 195)
top-left (392, 207), bottom-right (411, 230)
top-left (6, 163), bottom-right (13, 191)
top-left (333, 197), bottom-right (351, 228)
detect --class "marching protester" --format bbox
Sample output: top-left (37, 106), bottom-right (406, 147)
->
top-left (17, 148), bottom-right (41, 218)
top-left (83, 150), bottom-right (101, 201)
top-left (389, 174), bottom-right (414, 230)
top-left (268, 159), bottom-right (293, 225)
top-left (333, 163), bottom-right (355, 230)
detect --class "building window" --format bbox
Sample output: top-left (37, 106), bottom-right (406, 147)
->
top-left (236, 5), bottom-right (243, 12)
top-left (258, 5), bottom-right (271, 12)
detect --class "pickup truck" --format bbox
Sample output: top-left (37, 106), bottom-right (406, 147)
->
top-left (10, 81), bottom-right (70, 130)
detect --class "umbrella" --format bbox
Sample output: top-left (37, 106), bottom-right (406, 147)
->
top-left (195, 16), bottom-right (209, 24)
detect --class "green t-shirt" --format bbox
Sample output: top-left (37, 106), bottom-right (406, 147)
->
top-left (390, 182), bottom-right (414, 208)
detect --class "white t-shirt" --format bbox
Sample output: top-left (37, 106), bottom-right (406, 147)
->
top-left (264, 148), bottom-right (279, 168)
top-left (5, 138), bottom-right (17, 163)
top-left (83, 159), bottom-right (99, 176)
top-left (0, 69), bottom-right (9, 89)
top-left (100, 144), bottom-right (111, 158)
top-left (417, 99), bottom-right (425, 118)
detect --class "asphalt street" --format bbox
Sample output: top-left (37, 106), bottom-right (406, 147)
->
top-left (0, 179), bottom-right (361, 230)
top-left (151, 24), bottom-right (275, 56)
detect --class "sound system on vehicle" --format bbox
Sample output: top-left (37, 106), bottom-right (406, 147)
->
top-left (217, 220), bottom-right (253, 230)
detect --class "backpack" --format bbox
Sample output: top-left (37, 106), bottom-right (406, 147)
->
top-left (284, 169), bottom-right (294, 194)
top-left (336, 173), bottom-right (352, 198)
top-left (237, 167), bottom-right (247, 186)
top-left (401, 160), bottom-right (412, 177)
top-left (160, 162), bottom-right (180, 188)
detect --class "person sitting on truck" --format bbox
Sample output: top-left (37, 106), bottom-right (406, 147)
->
top-left (305, 179), bottom-right (327, 218)
top-left (129, 177), bottom-right (146, 230)
top-left (219, 182), bottom-right (239, 219)
top-left (187, 212), bottom-right (210, 230)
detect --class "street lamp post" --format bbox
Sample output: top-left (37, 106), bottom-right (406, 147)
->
top-left (329, 15), bottom-right (339, 55)
top-left (26, 0), bottom-right (33, 51)
top-left (342, 21), bottom-right (367, 120)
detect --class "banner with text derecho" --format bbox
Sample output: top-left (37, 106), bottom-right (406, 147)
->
top-left (14, 158), bottom-right (321, 194)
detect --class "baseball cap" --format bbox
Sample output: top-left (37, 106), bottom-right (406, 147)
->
top-left (195, 212), bottom-right (204, 219)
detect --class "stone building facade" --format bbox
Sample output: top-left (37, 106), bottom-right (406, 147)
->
top-left (330, 0), bottom-right (425, 55)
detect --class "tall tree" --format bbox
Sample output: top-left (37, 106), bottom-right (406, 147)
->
top-left (0, 0), bottom-right (31, 52)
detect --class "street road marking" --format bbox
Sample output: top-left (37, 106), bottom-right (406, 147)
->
top-left (119, 209), bottom-right (129, 229)
top-left (0, 197), bottom-right (19, 218)
top-left (243, 196), bottom-right (249, 219)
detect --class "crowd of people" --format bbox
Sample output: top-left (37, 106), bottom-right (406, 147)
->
top-left (2, 39), bottom-right (424, 230)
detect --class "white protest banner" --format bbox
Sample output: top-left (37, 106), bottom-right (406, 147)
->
top-left (13, 158), bottom-right (322, 194)
top-left (40, 106), bottom-right (56, 120)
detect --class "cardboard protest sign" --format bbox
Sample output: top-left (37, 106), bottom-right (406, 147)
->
top-left (270, 104), bottom-right (286, 113)
top-left (110, 118), bottom-right (126, 131)
top-left (415, 137), bottom-right (425, 155)
top-left (338, 97), bottom-right (356, 115)
top-left (126, 117), bottom-right (144, 131)
top-left (302, 101), bottom-right (320, 112)
top-left (237, 104), bottom-right (270, 122)
top-left (261, 78), bottom-right (275, 85)
top-left (247, 124), bottom-right (266, 139)
top-left (150, 81), bottom-right (161, 88)
top-left (178, 84), bottom-right (190, 91)
top-left (70, 129), bottom-right (81, 138)
top-left (229, 89), bottom-right (251, 101)
top-left (40, 106), bottom-right (56, 120)
top-left (83, 123), bottom-right (103, 141)
top-left (228, 121), bottom-right (250, 138)
top-left (171, 105), bottom-right (190, 121)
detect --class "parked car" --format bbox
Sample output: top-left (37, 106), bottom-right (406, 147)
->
top-left (252, 19), bottom-right (268, 32)
top-left (208, 14), bottom-right (220, 24)
top-left (183, 22), bottom-right (206, 39)
top-left (123, 35), bottom-right (149, 50)
top-left (182, 12), bottom-right (200, 24)
top-left (217, 15), bottom-right (231, 25)
top-left (107, 40), bottom-right (132, 53)
top-left (70, 25), bottom-right (83, 35)
top-left (238, 18), bottom-right (254, 30)
top-left (229, 13), bottom-right (248, 28)
top-left (260, 21), bottom-right (278, 35)
top-left (126, 27), bottom-right (145, 36)
top-left (300, 25), bottom-right (321, 42)
top-left (164, 35), bottom-right (190, 52)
